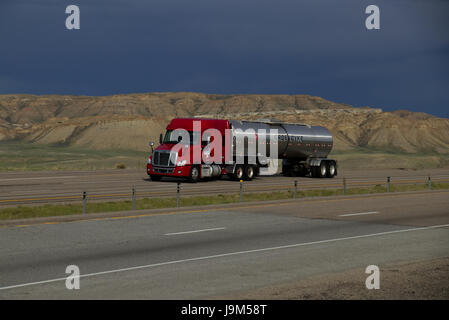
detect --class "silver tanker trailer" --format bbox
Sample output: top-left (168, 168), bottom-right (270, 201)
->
top-left (228, 119), bottom-right (337, 179)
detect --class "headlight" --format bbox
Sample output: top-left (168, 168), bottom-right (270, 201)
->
top-left (147, 157), bottom-right (152, 164)
top-left (177, 160), bottom-right (187, 166)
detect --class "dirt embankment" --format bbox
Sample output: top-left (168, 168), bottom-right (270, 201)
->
top-left (215, 257), bottom-right (449, 300)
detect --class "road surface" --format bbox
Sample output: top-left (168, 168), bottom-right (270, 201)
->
top-left (0, 190), bottom-right (448, 299)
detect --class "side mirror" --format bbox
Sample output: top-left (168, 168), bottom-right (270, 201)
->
top-left (149, 141), bottom-right (154, 152)
top-left (159, 133), bottom-right (163, 144)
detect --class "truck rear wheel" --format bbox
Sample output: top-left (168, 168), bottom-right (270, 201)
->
top-left (233, 164), bottom-right (244, 180)
top-left (243, 165), bottom-right (255, 181)
top-left (290, 164), bottom-right (300, 176)
top-left (290, 163), bottom-right (307, 177)
top-left (282, 165), bottom-right (292, 176)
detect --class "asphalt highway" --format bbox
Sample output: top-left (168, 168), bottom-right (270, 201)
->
top-left (0, 168), bottom-right (448, 206)
top-left (0, 191), bottom-right (448, 299)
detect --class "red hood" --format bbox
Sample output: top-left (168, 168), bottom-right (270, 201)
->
top-left (155, 143), bottom-right (177, 151)
top-left (154, 143), bottom-right (191, 157)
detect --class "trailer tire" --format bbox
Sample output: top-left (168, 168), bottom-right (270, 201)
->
top-left (318, 161), bottom-right (327, 178)
top-left (326, 162), bottom-right (336, 178)
top-left (189, 165), bottom-right (200, 183)
top-left (289, 164), bottom-right (299, 177)
top-left (243, 164), bottom-right (255, 181)
top-left (282, 166), bottom-right (292, 176)
top-left (298, 165), bottom-right (308, 177)
top-left (310, 166), bottom-right (318, 178)
top-left (290, 163), bottom-right (306, 177)
top-left (150, 175), bottom-right (162, 181)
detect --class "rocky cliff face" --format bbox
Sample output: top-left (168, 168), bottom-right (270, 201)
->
top-left (1, 93), bottom-right (448, 153)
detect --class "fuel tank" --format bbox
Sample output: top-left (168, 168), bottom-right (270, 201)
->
top-left (228, 120), bottom-right (333, 160)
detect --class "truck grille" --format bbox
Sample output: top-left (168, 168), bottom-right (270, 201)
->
top-left (153, 151), bottom-right (176, 167)
top-left (152, 167), bottom-right (175, 174)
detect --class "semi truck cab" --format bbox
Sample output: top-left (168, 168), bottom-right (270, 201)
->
top-left (147, 118), bottom-right (230, 182)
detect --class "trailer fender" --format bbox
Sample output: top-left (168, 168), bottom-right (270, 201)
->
top-left (309, 158), bottom-right (326, 167)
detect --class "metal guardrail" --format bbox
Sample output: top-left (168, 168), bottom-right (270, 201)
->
top-left (1, 176), bottom-right (449, 212)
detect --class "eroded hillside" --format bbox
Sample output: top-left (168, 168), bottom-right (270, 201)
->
top-left (1, 93), bottom-right (448, 154)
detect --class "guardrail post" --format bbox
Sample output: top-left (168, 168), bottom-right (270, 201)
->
top-left (177, 182), bottom-right (181, 208)
top-left (132, 185), bottom-right (136, 210)
top-left (240, 180), bottom-right (243, 202)
top-left (294, 180), bottom-right (298, 199)
top-left (428, 176), bottom-right (432, 191)
top-left (387, 176), bottom-right (391, 192)
top-left (343, 178), bottom-right (347, 195)
top-left (82, 191), bottom-right (87, 214)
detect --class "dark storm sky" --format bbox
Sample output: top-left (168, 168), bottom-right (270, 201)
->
top-left (0, 0), bottom-right (448, 117)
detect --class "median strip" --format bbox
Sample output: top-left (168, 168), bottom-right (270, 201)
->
top-left (0, 182), bottom-right (448, 221)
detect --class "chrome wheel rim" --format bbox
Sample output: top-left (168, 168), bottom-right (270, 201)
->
top-left (329, 165), bottom-right (335, 175)
top-left (247, 166), bottom-right (254, 179)
top-left (320, 165), bottom-right (326, 176)
top-left (236, 168), bottom-right (243, 179)
top-left (191, 167), bottom-right (199, 179)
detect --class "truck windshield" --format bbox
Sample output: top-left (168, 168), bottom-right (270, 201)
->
top-left (163, 130), bottom-right (200, 145)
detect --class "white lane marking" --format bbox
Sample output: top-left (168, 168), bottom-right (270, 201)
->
top-left (339, 211), bottom-right (379, 217)
top-left (1, 223), bottom-right (448, 291)
top-left (164, 227), bottom-right (226, 236)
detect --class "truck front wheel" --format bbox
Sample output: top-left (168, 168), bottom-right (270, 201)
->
top-left (189, 165), bottom-right (200, 183)
top-left (150, 175), bottom-right (162, 181)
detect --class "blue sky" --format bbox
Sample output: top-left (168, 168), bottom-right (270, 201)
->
top-left (1, 0), bottom-right (448, 117)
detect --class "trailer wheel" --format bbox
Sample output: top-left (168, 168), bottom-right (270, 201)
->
top-left (290, 163), bottom-right (307, 177)
top-left (243, 165), bottom-right (255, 181)
top-left (150, 175), bottom-right (162, 181)
top-left (282, 165), bottom-right (292, 176)
top-left (310, 166), bottom-right (318, 178)
top-left (233, 164), bottom-right (244, 180)
top-left (326, 162), bottom-right (336, 178)
top-left (189, 165), bottom-right (200, 183)
top-left (318, 162), bottom-right (327, 178)
top-left (288, 164), bottom-right (299, 176)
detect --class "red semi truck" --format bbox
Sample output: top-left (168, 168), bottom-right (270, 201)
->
top-left (146, 118), bottom-right (337, 182)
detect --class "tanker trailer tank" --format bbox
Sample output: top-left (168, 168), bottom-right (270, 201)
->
top-left (228, 120), bottom-right (337, 178)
